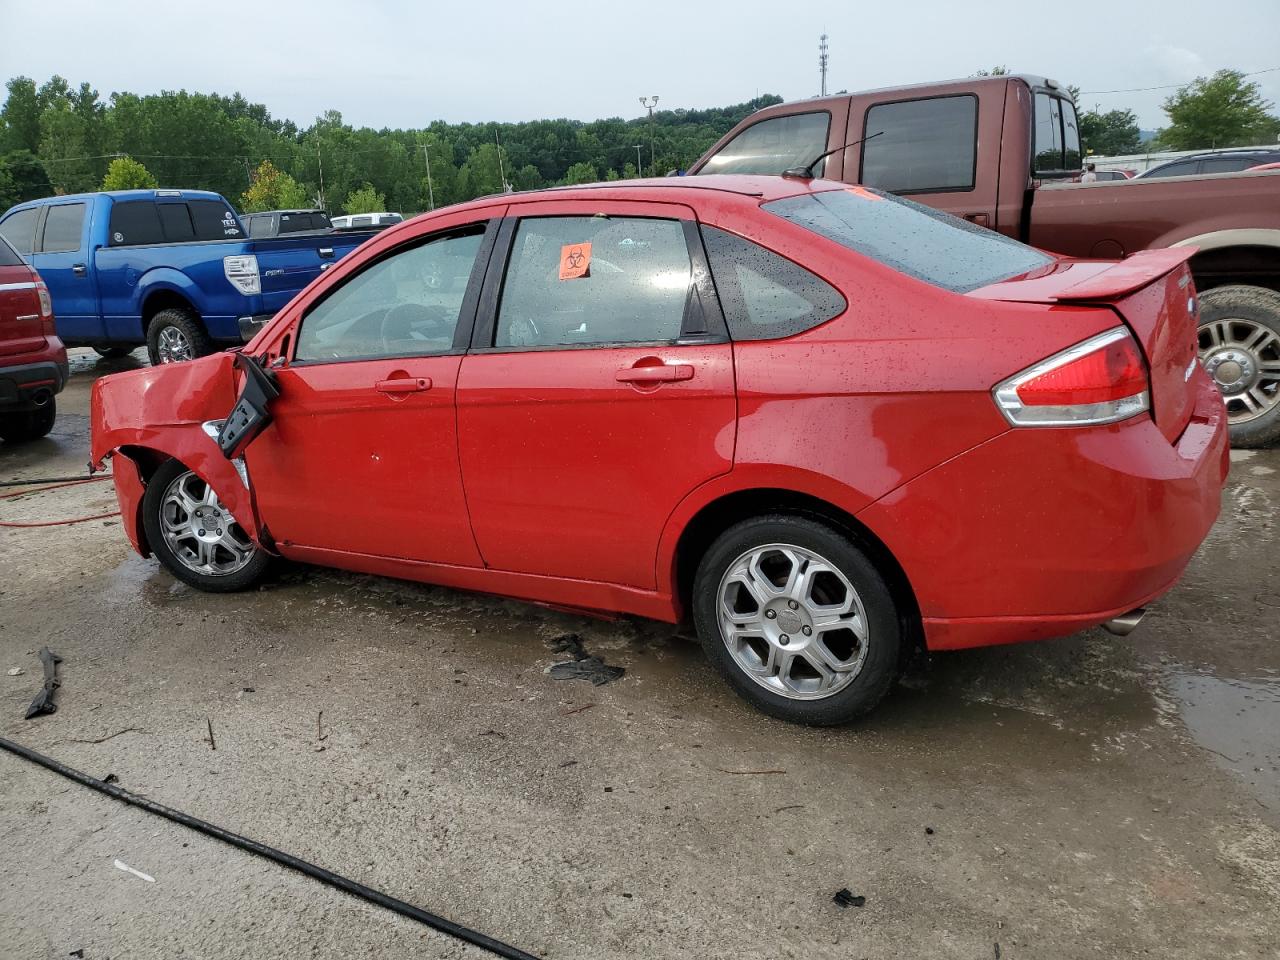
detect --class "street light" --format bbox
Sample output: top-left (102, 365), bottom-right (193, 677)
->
top-left (633, 144), bottom-right (643, 178)
top-left (639, 95), bottom-right (659, 177)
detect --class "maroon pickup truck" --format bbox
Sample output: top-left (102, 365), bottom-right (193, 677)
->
top-left (690, 74), bottom-right (1280, 446)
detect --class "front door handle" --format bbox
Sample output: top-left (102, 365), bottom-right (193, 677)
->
top-left (72, 263), bottom-right (87, 277)
top-left (963, 213), bottom-right (990, 228)
top-left (375, 377), bottom-right (432, 394)
top-left (616, 363), bottom-right (694, 383)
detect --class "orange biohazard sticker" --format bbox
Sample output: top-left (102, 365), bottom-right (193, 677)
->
top-left (845, 185), bottom-right (883, 201)
top-left (559, 242), bottom-right (592, 280)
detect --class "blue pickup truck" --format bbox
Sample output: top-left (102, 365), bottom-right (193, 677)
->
top-left (0, 190), bottom-right (374, 363)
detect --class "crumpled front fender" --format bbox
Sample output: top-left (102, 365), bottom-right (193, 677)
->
top-left (90, 352), bottom-right (264, 546)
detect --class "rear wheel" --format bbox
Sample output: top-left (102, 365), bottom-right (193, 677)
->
top-left (141, 459), bottom-right (268, 592)
top-left (1197, 285), bottom-right (1280, 448)
top-left (92, 346), bottom-right (132, 360)
top-left (0, 398), bottom-right (56, 444)
top-left (692, 515), bottom-right (901, 725)
top-left (146, 308), bottom-right (213, 366)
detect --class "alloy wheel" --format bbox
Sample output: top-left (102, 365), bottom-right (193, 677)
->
top-left (1199, 316), bottom-right (1280, 423)
top-left (159, 470), bottom-right (257, 576)
top-left (156, 325), bottom-right (194, 364)
top-left (716, 543), bottom-right (870, 700)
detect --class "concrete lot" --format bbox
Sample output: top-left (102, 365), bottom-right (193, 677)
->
top-left (1, 349), bottom-right (1277, 959)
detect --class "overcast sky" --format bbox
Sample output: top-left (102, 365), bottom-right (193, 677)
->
top-left (3, 0), bottom-right (1278, 131)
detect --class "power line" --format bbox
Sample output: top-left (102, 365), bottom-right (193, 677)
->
top-left (1079, 65), bottom-right (1280, 95)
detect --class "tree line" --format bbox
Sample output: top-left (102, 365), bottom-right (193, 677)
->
top-left (0, 76), bottom-right (780, 214)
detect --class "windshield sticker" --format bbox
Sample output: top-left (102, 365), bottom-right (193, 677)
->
top-left (559, 242), bottom-right (592, 280)
top-left (845, 186), bottom-right (883, 201)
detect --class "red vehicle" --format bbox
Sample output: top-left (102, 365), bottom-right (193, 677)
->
top-left (91, 177), bottom-right (1228, 724)
top-left (0, 233), bottom-right (66, 443)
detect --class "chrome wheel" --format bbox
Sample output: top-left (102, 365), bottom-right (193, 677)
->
top-left (156, 325), bottom-right (194, 364)
top-left (158, 470), bottom-right (257, 576)
top-left (1199, 317), bottom-right (1280, 424)
top-left (716, 543), bottom-right (869, 701)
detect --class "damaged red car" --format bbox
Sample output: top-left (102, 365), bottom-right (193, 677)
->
top-left (91, 176), bottom-right (1228, 724)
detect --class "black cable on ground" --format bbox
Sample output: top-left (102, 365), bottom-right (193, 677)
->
top-left (1, 474), bottom-right (112, 488)
top-left (0, 736), bottom-right (544, 960)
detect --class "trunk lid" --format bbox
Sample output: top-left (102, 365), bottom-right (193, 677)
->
top-left (0, 263), bottom-right (46, 357)
top-left (969, 249), bottom-right (1200, 442)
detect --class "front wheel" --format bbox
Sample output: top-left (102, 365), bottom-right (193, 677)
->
top-left (141, 459), bottom-right (269, 592)
top-left (1197, 285), bottom-right (1280, 448)
top-left (692, 515), bottom-right (901, 725)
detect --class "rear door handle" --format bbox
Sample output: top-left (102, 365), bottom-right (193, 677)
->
top-left (72, 263), bottom-right (87, 276)
top-left (375, 377), bottom-right (432, 394)
top-left (319, 247), bottom-right (335, 259)
top-left (615, 363), bottom-right (694, 383)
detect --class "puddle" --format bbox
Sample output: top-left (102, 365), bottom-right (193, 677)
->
top-left (1167, 669), bottom-right (1280, 811)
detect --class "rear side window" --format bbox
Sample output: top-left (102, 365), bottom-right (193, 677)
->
top-left (0, 207), bottom-right (41, 256)
top-left (1201, 156), bottom-right (1252, 174)
top-left (0, 234), bottom-right (22, 266)
top-left (1034, 93), bottom-right (1082, 173)
top-left (157, 203), bottom-right (196, 242)
top-left (698, 112), bottom-right (831, 177)
top-left (861, 95), bottom-right (977, 194)
top-left (1143, 160), bottom-right (1198, 178)
top-left (189, 200), bottom-right (245, 240)
top-left (701, 227), bottom-right (845, 340)
top-left (767, 188), bottom-right (1052, 293)
top-left (109, 201), bottom-right (165, 246)
top-left (496, 216), bottom-right (692, 348)
top-left (40, 203), bottom-right (86, 253)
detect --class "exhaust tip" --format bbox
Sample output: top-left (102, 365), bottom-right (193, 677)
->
top-left (30, 389), bottom-right (52, 407)
top-left (1103, 607), bottom-right (1146, 637)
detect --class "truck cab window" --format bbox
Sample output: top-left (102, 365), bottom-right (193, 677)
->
top-left (0, 207), bottom-right (40, 256)
top-left (861, 95), bottom-right (977, 194)
top-left (108, 201), bottom-right (165, 246)
top-left (1034, 93), bottom-right (1081, 174)
top-left (697, 112), bottom-right (831, 177)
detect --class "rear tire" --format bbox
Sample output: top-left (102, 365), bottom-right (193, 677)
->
top-left (146, 308), bottom-right (214, 366)
top-left (0, 398), bottom-right (56, 444)
top-left (141, 459), bottom-right (269, 592)
top-left (92, 346), bottom-right (132, 360)
top-left (692, 514), bottom-right (901, 725)
top-left (1197, 285), bottom-right (1280, 448)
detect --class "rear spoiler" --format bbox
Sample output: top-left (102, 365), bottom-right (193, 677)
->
top-left (1049, 248), bottom-right (1196, 301)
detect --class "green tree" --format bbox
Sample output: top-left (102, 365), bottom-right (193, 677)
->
top-left (973, 66), bottom-right (1009, 77)
top-left (342, 182), bottom-right (385, 214)
top-left (1, 77), bottom-right (42, 153)
top-left (101, 155), bottom-right (158, 190)
top-left (1079, 108), bottom-right (1142, 156)
top-left (0, 150), bottom-right (52, 208)
top-left (241, 160), bottom-right (309, 212)
top-left (1159, 69), bottom-right (1280, 150)
top-left (562, 161), bottom-right (598, 185)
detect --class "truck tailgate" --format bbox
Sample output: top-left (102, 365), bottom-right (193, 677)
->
top-left (249, 232), bottom-right (377, 313)
top-left (970, 250), bottom-right (1202, 442)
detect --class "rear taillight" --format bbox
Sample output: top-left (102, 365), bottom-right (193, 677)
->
top-left (994, 327), bottom-right (1150, 426)
top-left (33, 276), bottom-right (55, 335)
top-left (223, 255), bottom-right (261, 295)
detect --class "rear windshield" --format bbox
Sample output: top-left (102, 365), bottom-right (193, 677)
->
top-left (764, 188), bottom-right (1052, 293)
top-left (0, 233), bottom-right (22, 266)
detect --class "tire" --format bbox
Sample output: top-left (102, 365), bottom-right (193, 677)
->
top-left (141, 459), bottom-right (269, 592)
top-left (692, 514), bottom-right (901, 725)
top-left (1197, 284), bottom-right (1280, 448)
top-left (93, 346), bottom-right (132, 360)
top-left (0, 397), bottom-right (56, 444)
top-left (146, 307), bottom-right (214, 366)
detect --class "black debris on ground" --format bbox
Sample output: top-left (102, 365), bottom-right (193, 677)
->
top-left (832, 888), bottom-right (867, 909)
top-left (546, 634), bottom-right (625, 686)
top-left (24, 647), bottom-right (62, 719)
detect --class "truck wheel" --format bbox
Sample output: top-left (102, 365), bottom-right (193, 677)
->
top-left (0, 397), bottom-right (56, 444)
top-left (146, 308), bottom-right (214, 366)
top-left (93, 346), bottom-right (132, 360)
top-left (1198, 285), bottom-right (1280, 448)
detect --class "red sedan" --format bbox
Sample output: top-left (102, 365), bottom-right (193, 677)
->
top-left (91, 177), bottom-right (1227, 724)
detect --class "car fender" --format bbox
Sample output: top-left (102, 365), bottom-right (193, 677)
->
top-left (134, 267), bottom-right (201, 319)
top-left (90, 352), bottom-right (263, 547)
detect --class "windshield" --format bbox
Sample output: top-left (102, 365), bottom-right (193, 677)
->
top-left (765, 187), bottom-right (1053, 293)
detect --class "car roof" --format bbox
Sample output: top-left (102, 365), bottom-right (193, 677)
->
top-left (9, 189), bottom-right (228, 211)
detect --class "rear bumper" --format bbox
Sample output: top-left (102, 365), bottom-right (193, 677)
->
top-left (0, 345), bottom-right (70, 411)
top-left (858, 375), bottom-right (1229, 651)
top-left (237, 313), bottom-right (275, 343)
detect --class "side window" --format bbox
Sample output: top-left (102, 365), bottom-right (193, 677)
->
top-left (1201, 156), bottom-right (1251, 174)
top-left (40, 203), bottom-right (86, 253)
top-left (0, 207), bottom-right (41, 256)
top-left (108, 201), bottom-right (165, 246)
top-left (1062, 99), bottom-right (1082, 170)
top-left (495, 216), bottom-right (691, 349)
top-left (701, 227), bottom-right (845, 341)
top-left (157, 203), bottom-right (196, 242)
top-left (295, 228), bottom-right (486, 362)
top-left (1034, 93), bottom-right (1083, 174)
top-left (862, 95), bottom-right (978, 194)
top-left (698, 112), bottom-right (831, 177)
top-left (189, 200), bottom-right (245, 240)
top-left (1145, 160), bottom-right (1197, 178)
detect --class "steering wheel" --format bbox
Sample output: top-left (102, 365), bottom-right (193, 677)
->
top-left (379, 302), bottom-right (451, 348)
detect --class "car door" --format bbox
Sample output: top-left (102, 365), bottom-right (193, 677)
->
top-left (456, 199), bottom-right (736, 589)
top-left (243, 213), bottom-right (502, 567)
top-left (32, 200), bottom-right (103, 341)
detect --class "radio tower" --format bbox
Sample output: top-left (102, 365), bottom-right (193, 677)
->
top-left (819, 33), bottom-right (829, 96)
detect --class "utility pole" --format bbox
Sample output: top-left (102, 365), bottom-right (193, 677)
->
top-left (421, 143), bottom-right (435, 210)
top-left (633, 144), bottom-right (643, 177)
top-left (639, 96), bottom-right (659, 176)
top-left (819, 33), bottom-right (829, 97)
top-left (316, 141), bottom-right (325, 210)
top-left (495, 128), bottom-right (512, 193)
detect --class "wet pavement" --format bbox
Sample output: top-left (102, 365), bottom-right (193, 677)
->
top-left (1, 348), bottom-right (1277, 959)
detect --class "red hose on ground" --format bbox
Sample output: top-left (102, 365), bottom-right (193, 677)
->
top-left (0, 476), bottom-right (119, 528)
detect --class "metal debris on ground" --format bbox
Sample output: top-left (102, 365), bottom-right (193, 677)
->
top-left (112, 858), bottom-right (155, 883)
top-left (545, 634), bottom-right (625, 686)
top-left (24, 647), bottom-right (62, 719)
top-left (832, 888), bottom-right (866, 909)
